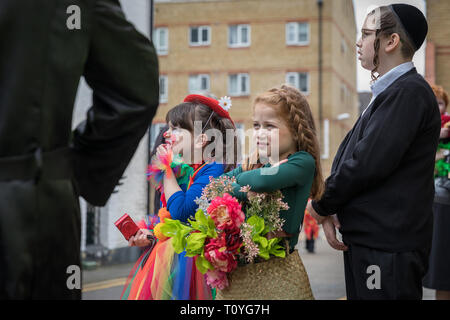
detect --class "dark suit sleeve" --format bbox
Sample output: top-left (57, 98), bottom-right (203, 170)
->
top-left (312, 87), bottom-right (429, 216)
top-left (72, 0), bottom-right (159, 206)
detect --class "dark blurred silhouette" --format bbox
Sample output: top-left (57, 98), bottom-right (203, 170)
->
top-left (0, 0), bottom-right (159, 299)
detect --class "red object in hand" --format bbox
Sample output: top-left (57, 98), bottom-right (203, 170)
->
top-left (114, 214), bottom-right (140, 241)
top-left (441, 114), bottom-right (450, 128)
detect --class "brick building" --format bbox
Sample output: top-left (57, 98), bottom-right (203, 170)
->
top-left (152, 0), bottom-right (358, 174)
top-left (425, 0), bottom-right (450, 93)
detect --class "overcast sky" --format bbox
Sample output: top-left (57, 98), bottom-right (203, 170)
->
top-left (352, 0), bottom-right (426, 92)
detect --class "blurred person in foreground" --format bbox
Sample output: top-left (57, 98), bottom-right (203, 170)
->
top-left (0, 0), bottom-right (159, 299)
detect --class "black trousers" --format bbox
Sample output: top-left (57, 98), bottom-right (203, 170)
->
top-left (343, 243), bottom-right (429, 300)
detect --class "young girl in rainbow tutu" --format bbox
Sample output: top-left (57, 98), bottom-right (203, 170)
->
top-left (121, 94), bottom-right (237, 300)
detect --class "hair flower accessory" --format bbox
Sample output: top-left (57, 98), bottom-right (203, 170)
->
top-left (218, 96), bottom-right (232, 111)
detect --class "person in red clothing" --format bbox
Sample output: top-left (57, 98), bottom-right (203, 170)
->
top-left (430, 84), bottom-right (450, 138)
top-left (303, 204), bottom-right (319, 253)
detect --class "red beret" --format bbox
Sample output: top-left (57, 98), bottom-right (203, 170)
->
top-left (183, 94), bottom-right (235, 127)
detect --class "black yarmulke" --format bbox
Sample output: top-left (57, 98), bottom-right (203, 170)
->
top-left (390, 4), bottom-right (428, 51)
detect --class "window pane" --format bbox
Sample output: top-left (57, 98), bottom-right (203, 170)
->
top-left (189, 76), bottom-right (198, 93)
top-left (287, 23), bottom-right (296, 43)
top-left (287, 74), bottom-right (297, 87)
top-left (202, 28), bottom-right (209, 42)
top-left (159, 29), bottom-right (166, 48)
top-left (191, 28), bottom-right (198, 43)
top-left (240, 74), bottom-right (248, 93)
top-left (299, 73), bottom-right (308, 92)
top-left (298, 23), bottom-right (308, 42)
top-left (160, 77), bottom-right (166, 95)
top-left (241, 26), bottom-right (248, 44)
top-left (229, 75), bottom-right (238, 94)
top-left (201, 76), bottom-right (208, 90)
top-left (229, 26), bottom-right (238, 45)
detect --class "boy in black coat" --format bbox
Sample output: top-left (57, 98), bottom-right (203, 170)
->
top-left (308, 4), bottom-right (440, 299)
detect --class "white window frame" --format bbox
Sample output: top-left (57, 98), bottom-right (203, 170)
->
top-left (228, 73), bottom-right (250, 96)
top-left (285, 72), bottom-right (310, 95)
top-left (228, 24), bottom-right (251, 48)
top-left (285, 22), bottom-right (310, 46)
top-left (189, 26), bottom-right (211, 46)
top-left (159, 75), bottom-right (168, 103)
top-left (153, 27), bottom-right (168, 55)
top-left (188, 74), bottom-right (210, 94)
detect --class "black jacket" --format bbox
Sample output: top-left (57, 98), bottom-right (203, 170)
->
top-left (0, 0), bottom-right (158, 298)
top-left (313, 69), bottom-right (440, 252)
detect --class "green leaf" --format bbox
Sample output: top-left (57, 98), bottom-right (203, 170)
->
top-left (253, 235), bottom-right (268, 248)
top-left (159, 218), bottom-right (181, 237)
top-left (195, 254), bottom-right (214, 274)
top-left (258, 247), bottom-right (270, 260)
top-left (160, 219), bottom-right (193, 254)
top-left (247, 215), bottom-right (265, 235)
top-left (268, 238), bottom-right (286, 258)
top-left (185, 232), bottom-right (207, 257)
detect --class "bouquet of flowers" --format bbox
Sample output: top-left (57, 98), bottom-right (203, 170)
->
top-left (158, 176), bottom-right (289, 290)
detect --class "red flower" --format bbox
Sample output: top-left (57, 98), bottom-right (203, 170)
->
top-left (222, 226), bottom-right (242, 253)
top-left (204, 236), bottom-right (237, 273)
top-left (207, 193), bottom-right (245, 230)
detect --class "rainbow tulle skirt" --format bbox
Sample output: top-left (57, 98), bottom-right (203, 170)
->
top-left (121, 238), bottom-right (213, 300)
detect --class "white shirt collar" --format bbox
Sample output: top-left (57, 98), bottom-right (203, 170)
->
top-left (371, 62), bottom-right (415, 98)
top-left (361, 62), bottom-right (415, 117)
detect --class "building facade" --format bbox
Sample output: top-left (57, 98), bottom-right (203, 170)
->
top-left (426, 0), bottom-right (450, 94)
top-left (153, 0), bottom-right (358, 174)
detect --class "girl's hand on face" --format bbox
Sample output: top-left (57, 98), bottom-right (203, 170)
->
top-left (156, 143), bottom-right (171, 159)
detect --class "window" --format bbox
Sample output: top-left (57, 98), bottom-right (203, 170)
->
top-left (286, 22), bottom-right (309, 46)
top-left (286, 72), bottom-right (309, 94)
top-left (189, 26), bottom-right (211, 46)
top-left (189, 74), bottom-right (210, 93)
top-left (159, 75), bottom-right (168, 103)
top-left (228, 73), bottom-right (250, 96)
top-left (228, 24), bottom-right (251, 47)
top-left (153, 27), bottom-right (168, 55)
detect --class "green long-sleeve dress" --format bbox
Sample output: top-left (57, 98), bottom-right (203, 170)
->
top-left (223, 151), bottom-right (316, 250)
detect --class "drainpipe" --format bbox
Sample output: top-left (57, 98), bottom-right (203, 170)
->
top-left (317, 0), bottom-right (324, 156)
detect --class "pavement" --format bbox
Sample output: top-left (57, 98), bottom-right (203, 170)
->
top-left (81, 230), bottom-right (436, 300)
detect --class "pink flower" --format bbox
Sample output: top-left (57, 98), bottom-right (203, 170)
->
top-left (207, 193), bottom-right (245, 230)
top-left (205, 269), bottom-right (229, 290)
top-left (204, 237), bottom-right (237, 273)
